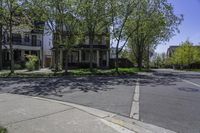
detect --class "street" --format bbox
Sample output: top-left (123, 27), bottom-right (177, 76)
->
top-left (139, 69), bottom-right (200, 133)
top-left (0, 69), bottom-right (200, 133)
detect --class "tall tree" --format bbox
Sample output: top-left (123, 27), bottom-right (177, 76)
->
top-left (1, 0), bottom-right (30, 73)
top-left (170, 40), bottom-right (200, 69)
top-left (127, 0), bottom-right (182, 70)
top-left (55, 0), bottom-right (83, 74)
top-left (28, 0), bottom-right (83, 73)
top-left (78, 0), bottom-right (110, 71)
top-left (27, 0), bottom-right (60, 71)
top-left (0, 0), bottom-right (3, 70)
top-left (110, 0), bottom-right (138, 73)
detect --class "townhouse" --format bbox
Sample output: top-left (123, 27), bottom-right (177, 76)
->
top-left (51, 33), bottom-right (110, 69)
top-left (1, 22), bottom-right (52, 69)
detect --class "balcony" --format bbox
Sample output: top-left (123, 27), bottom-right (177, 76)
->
top-left (3, 38), bottom-right (42, 47)
top-left (74, 44), bottom-right (109, 50)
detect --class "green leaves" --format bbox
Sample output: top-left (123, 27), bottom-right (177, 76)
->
top-left (170, 41), bottom-right (200, 67)
top-left (125, 0), bottom-right (182, 69)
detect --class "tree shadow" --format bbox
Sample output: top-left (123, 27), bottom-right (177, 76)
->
top-left (139, 72), bottom-right (180, 87)
top-left (0, 75), bottom-right (138, 97)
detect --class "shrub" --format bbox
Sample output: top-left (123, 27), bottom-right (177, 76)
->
top-left (25, 62), bottom-right (35, 71)
top-left (25, 55), bottom-right (39, 71)
top-left (0, 127), bottom-right (7, 133)
top-left (14, 64), bottom-right (22, 70)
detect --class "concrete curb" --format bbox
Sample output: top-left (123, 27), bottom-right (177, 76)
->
top-left (32, 96), bottom-right (176, 133)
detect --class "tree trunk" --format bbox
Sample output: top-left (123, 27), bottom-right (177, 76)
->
top-left (115, 47), bottom-right (119, 74)
top-left (9, 18), bottom-right (14, 74)
top-left (55, 47), bottom-right (59, 72)
top-left (0, 24), bottom-right (2, 71)
top-left (137, 57), bottom-right (142, 71)
top-left (89, 35), bottom-right (94, 72)
top-left (64, 50), bottom-right (69, 74)
top-left (147, 45), bottom-right (150, 70)
top-left (0, 0), bottom-right (2, 71)
top-left (137, 50), bottom-right (143, 71)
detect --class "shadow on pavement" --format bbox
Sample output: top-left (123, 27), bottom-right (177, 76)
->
top-left (0, 76), bottom-right (137, 97)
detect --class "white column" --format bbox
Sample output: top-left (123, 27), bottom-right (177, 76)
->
top-left (21, 50), bottom-right (25, 61)
top-left (102, 36), bottom-right (106, 45)
top-left (97, 50), bottom-right (100, 67)
top-left (39, 50), bottom-right (43, 68)
top-left (37, 50), bottom-right (41, 69)
top-left (79, 50), bottom-right (82, 63)
top-left (60, 49), bottom-right (63, 69)
top-left (52, 51), bottom-right (55, 68)
top-left (106, 50), bottom-right (109, 67)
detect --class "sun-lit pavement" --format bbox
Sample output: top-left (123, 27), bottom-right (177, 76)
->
top-left (0, 70), bottom-right (200, 133)
top-left (139, 69), bottom-right (200, 133)
top-left (0, 93), bottom-right (136, 133)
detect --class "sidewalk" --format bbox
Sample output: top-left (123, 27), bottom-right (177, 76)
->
top-left (0, 93), bottom-right (175, 133)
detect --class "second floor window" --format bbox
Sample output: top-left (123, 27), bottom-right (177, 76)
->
top-left (24, 34), bottom-right (30, 42)
top-left (12, 34), bottom-right (22, 43)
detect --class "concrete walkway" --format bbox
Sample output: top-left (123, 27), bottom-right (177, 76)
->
top-left (0, 93), bottom-right (175, 133)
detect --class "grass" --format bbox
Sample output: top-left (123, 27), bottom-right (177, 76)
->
top-left (185, 69), bottom-right (200, 72)
top-left (0, 68), bottom-right (148, 78)
top-left (0, 127), bottom-right (7, 133)
top-left (68, 68), bottom-right (141, 76)
top-left (0, 70), bottom-right (64, 78)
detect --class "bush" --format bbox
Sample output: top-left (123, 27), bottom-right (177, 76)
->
top-left (25, 62), bottom-right (35, 71)
top-left (14, 64), bottom-right (22, 70)
top-left (0, 127), bottom-right (7, 133)
top-left (25, 55), bottom-right (39, 71)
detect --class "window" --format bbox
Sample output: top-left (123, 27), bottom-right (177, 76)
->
top-left (24, 34), bottom-right (30, 42)
top-left (12, 34), bottom-right (22, 43)
top-left (82, 51), bottom-right (86, 61)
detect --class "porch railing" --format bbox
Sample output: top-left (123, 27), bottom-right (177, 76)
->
top-left (3, 38), bottom-right (42, 47)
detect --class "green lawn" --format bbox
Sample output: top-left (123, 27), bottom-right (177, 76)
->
top-left (186, 69), bottom-right (200, 72)
top-left (68, 68), bottom-right (142, 76)
top-left (0, 68), bottom-right (148, 77)
top-left (0, 127), bottom-right (7, 133)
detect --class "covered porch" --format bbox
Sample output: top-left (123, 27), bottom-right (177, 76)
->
top-left (52, 48), bottom-right (110, 69)
top-left (2, 49), bottom-right (42, 69)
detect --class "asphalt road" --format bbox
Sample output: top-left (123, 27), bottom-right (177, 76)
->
top-left (0, 69), bottom-right (200, 133)
top-left (0, 76), bottom-right (137, 117)
top-left (139, 69), bottom-right (200, 133)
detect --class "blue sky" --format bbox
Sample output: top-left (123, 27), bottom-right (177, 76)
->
top-left (156, 0), bottom-right (200, 53)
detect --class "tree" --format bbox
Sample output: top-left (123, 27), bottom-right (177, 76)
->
top-left (110, 0), bottom-right (138, 73)
top-left (170, 41), bottom-right (200, 69)
top-left (52, 0), bottom-right (84, 74)
top-left (28, 0), bottom-right (84, 73)
top-left (1, 0), bottom-right (30, 73)
top-left (127, 0), bottom-right (182, 70)
top-left (78, 0), bottom-right (110, 71)
top-left (193, 46), bottom-right (200, 64)
top-left (151, 52), bottom-right (167, 68)
top-left (27, 0), bottom-right (60, 71)
top-left (0, 0), bottom-right (2, 70)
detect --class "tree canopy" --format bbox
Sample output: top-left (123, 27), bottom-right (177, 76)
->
top-left (170, 41), bottom-right (200, 69)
